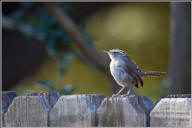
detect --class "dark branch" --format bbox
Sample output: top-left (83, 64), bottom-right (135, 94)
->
top-left (43, 3), bottom-right (108, 74)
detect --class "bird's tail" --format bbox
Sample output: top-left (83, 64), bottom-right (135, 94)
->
top-left (141, 71), bottom-right (166, 77)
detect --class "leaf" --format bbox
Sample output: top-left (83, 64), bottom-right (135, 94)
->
top-left (36, 80), bottom-right (55, 91)
top-left (51, 29), bottom-right (72, 43)
top-left (36, 13), bottom-right (56, 36)
top-left (10, 10), bottom-right (24, 20)
top-left (25, 17), bottom-right (38, 26)
top-left (45, 38), bottom-right (62, 60)
top-left (59, 85), bottom-right (75, 95)
top-left (59, 51), bottom-right (75, 76)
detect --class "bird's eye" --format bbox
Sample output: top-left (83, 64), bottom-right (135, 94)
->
top-left (113, 52), bottom-right (117, 54)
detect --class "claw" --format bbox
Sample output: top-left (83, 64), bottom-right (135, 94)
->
top-left (121, 94), bottom-right (130, 97)
top-left (112, 94), bottom-right (120, 97)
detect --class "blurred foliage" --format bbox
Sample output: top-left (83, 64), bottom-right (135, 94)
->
top-left (8, 2), bottom-right (170, 102)
top-left (10, 3), bottom-right (73, 56)
top-left (36, 80), bottom-right (75, 95)
top-left (8, 3), bottom-right (84, 95)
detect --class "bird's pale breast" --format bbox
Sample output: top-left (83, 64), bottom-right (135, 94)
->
top-left (110, 59), bottom-right (134, 87)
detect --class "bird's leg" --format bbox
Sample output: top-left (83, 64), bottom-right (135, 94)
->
top-left (127, 86), bottom-right (132, 95)
top-left (112, 86), bottom-right (125, 97)
top-left (122, 86), bottom-right (135, 97)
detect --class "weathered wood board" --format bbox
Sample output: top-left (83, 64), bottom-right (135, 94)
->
top-left (2, 91), bottom-right (18, 126)
top-left (4, 92), bottom-right (60, 127)
top-left (150, 95), bottom-right (192, 127)
top-left (27, 92), bottom-right (60, 109)
top-left (49, 94), bottom-right (105, 127)
top-left (2, 91), bottom-right (190, 127)
top-left (97, 95), bottom-right (154, 127)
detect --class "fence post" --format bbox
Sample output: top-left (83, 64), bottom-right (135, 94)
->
top-left (97, 95), bottom-right (154, 127)
top-left (27, 92), bottom-right (60, 109)
top-left (3, 92), bottom-right (60, 127)
top-left (2, 91), bottom-right (18, 126)
top-left (49, 94), bottom-right (105, 126)
top-left (150, 94), bottom-right (192, 127)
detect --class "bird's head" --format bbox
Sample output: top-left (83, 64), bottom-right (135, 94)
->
top-left (103, 49), bottom-right (127, 60)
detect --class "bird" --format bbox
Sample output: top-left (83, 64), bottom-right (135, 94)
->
top-left (103, 49), bottom-right (166, 97)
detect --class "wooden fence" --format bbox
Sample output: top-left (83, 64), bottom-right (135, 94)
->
top-left (1, 91), bottom-right (191, 127)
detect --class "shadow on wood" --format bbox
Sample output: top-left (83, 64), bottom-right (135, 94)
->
top-left (2, 91), bottom-right (18, 127)
top-left (3, 92), bottom-right (60, 127)
top-left (97, 95), bottom-right (154, 127)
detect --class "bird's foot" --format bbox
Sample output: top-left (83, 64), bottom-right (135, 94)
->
top-left (121, 94), bottom-right (136, 97)
top-left (112, 93), bottom-right (121, 97)
top-left (121, 94), bottom-right (131, 97)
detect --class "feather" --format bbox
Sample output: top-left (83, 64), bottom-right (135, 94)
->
top-left (124, 56), bottom-right (143, 87)
top-left (135, 82), bottom-right (139, 88)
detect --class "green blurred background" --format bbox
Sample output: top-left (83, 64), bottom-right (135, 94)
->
top-left (3, 2), bottom-right (190, 103)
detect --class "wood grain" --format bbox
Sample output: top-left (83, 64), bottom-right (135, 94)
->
top-left (150, 97), bottom-right (192, 127)
top-left (4, 92), bottom-right (60, 127)
top-left (49, 94), bottom-right (105, 126)
top-left (2, 91), bottom-right (18, 126)
top-left (97, 95), bottom-right (154, 127)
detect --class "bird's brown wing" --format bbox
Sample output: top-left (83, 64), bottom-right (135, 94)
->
top-left (125, 67), bottom-right (143, 87)
top-left (123, 56), bottom-right (143, 87)
top-left (135, 82), bottom-right (139, 88)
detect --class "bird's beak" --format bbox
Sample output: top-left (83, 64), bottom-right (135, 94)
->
top-left (103, 50), bottom-right (109, 54)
